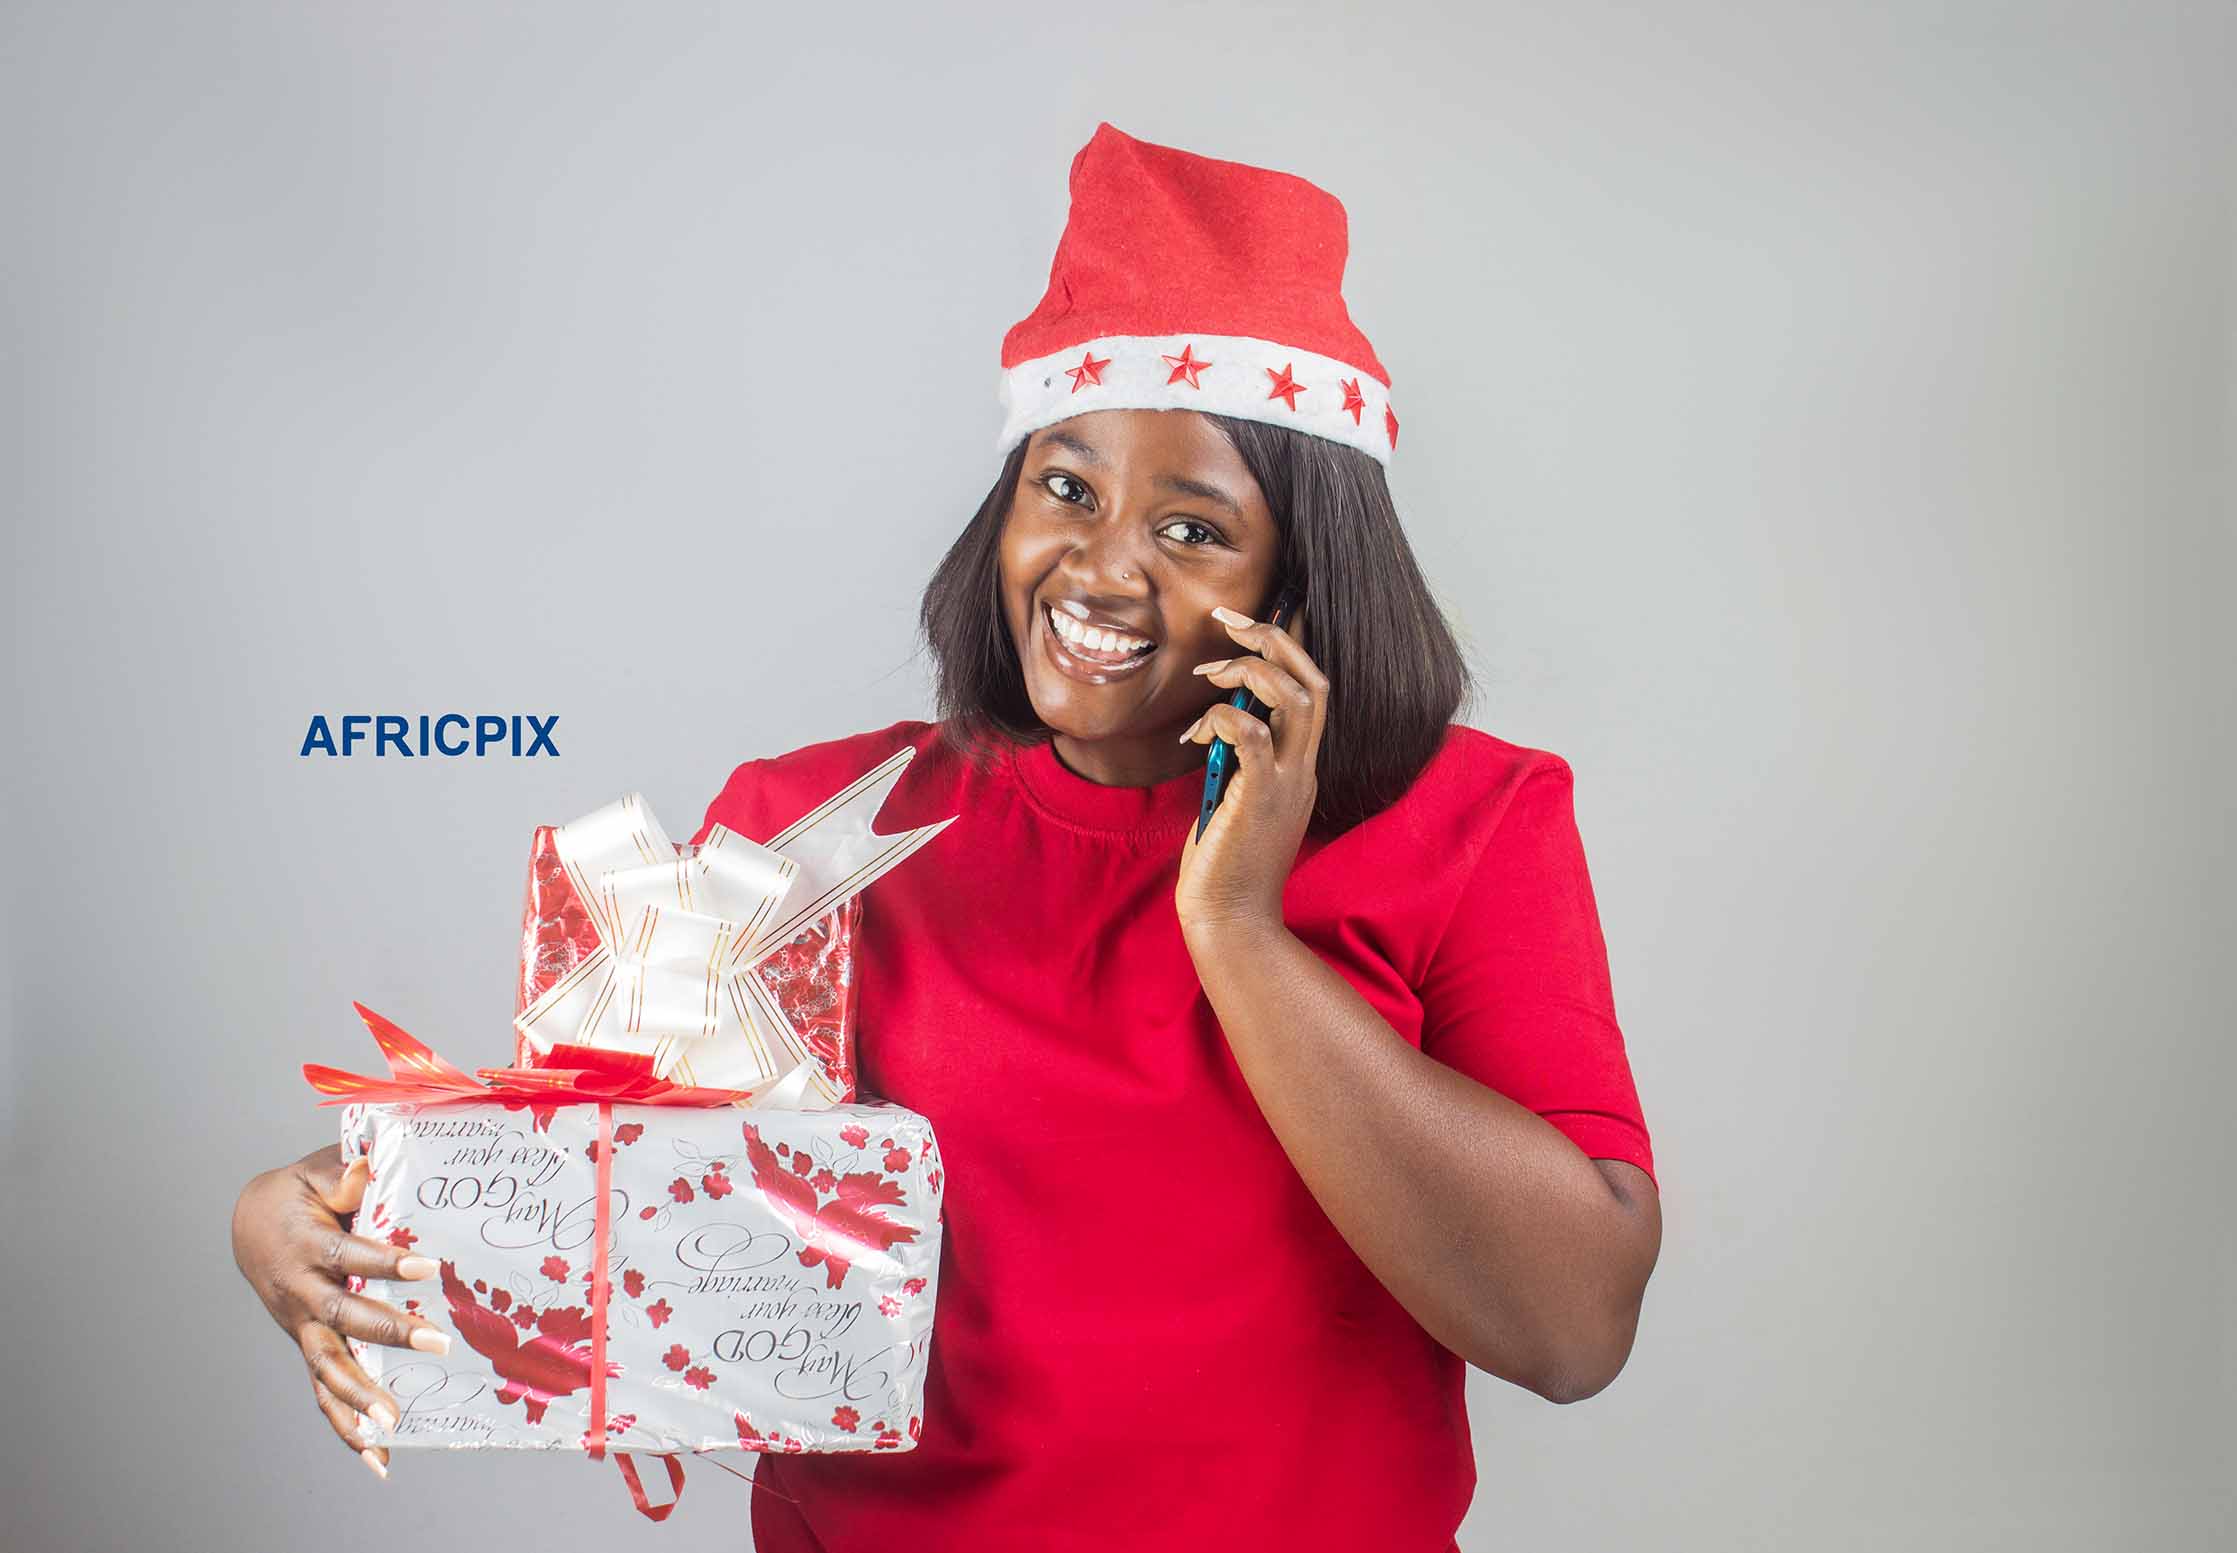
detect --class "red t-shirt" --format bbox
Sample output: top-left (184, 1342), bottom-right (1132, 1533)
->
top-left (692, 718), bottom-right (1654, 1553)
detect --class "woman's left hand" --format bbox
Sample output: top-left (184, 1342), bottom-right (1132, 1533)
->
top-left (1175, 604), bottom-right (1325, 936)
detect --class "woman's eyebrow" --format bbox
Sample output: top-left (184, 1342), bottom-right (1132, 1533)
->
top-left (1037, 430), bottom-right (1105, 467)
top-left (1156, 473), bottom-right (1242, 517)
top-left (1034, 431), bottom-right (1241, 517)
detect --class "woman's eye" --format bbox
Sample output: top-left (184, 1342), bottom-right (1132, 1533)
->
top-left (1158, 518), bottom-right (1220, 547)
top-left (1042, 473), bottom-right (1090, 506)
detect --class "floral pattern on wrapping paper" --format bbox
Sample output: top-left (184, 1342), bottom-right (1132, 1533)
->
top-left (739, 1122), bottom-right (920, 1290)
top-left (438, 1259), bottom-right (616, 1426)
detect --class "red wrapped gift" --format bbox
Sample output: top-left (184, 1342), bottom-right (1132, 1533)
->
top-left (509, 749), bottom-right (953, 1104)
top-left (518, 825), bottom-right (865, 1096)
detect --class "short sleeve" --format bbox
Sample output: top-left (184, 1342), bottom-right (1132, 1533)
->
top-left (687, 721), bottom-right (933, 849)
top-left (1415, 759), bottom-right (1656, 1186)
top-left (689, 761), bottom-right (766, 848)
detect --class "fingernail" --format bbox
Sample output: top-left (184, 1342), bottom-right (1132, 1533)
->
top-left (1177, 720), bottom-right (1199, 743)
top-left (360, 1448), bottom-right (388, 1480)
top-left (1211, 606), bottom-right (1253, 627)
top-left (408, 1327), bottom-right (452, 1356)
top-left (368, 1400), bottom-right (400, 1432)
top-left (1192, 660), bottom-right (1228, 675)
top-left (395, 1255), bottom-right (438, 1281)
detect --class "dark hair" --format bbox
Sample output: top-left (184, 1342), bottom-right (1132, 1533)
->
top-left (917, 413), bottom-right (1474, 836)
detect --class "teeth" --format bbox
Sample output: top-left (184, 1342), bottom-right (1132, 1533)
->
top-left (1048, 605), bottom-right (1151, 656)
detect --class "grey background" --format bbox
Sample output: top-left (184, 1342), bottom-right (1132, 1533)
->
top-left (3, 2), bottom-right (2229, 1548)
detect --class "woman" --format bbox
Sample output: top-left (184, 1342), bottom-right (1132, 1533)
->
top-left (233, 123), bottom-right (1660, 1551)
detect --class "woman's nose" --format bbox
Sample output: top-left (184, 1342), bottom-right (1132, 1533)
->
top-left (1069, 519), bottom-right (1153, 592)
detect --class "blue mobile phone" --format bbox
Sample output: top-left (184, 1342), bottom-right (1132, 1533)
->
top-left (1194, 584), bottom-right (1303, 843)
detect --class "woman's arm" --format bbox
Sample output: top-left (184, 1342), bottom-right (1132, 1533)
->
top-left (1175, 604), bottom-right (1659, 1402)
top-left (1183, 914), bottom-right (1659, 1401)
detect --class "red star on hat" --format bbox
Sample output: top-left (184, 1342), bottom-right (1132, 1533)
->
top-left (1340, 378), bottom-right (1366, 424)
top-left (1162, 344), bottom-right (1213, 388)
top-left (1065, 351), bottom-right (1112, 393)
top-left (1384, 403), bottom-right (1399, 449)
top-left (1264, 362), bottom-right (1306, 410)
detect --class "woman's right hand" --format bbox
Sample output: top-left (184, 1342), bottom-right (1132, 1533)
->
top-left (230, 1143), bottom-right (453, 1478)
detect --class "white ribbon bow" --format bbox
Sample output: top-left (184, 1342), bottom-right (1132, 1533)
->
top-left (513, 747), bottom-right (954, 1106)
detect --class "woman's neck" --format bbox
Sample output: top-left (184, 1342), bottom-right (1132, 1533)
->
top-left (1049, 731), bottom-right (1208, 788)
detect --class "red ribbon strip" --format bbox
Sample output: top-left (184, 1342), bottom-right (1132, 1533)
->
top-left (616, 1453), bottom-right (688, 1521)
top-left (307, 1003), bottom-right (753, 1521)
top-left (587, 1099), bottom-right (614, 1461)
top-left (305, 1002), bottom-right (760, 1112)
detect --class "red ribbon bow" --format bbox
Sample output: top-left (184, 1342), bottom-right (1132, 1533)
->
top-left (305, 1000), bottom-right (758, 1117)
top-left (306, 1003), bottom-right (755, 1521)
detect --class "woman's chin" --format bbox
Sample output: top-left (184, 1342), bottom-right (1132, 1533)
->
top-left (1027, 686), bottom-right (1156, 745)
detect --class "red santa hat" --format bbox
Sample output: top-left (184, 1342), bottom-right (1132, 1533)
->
top-left (997, 122), bottom-right (1398, 467)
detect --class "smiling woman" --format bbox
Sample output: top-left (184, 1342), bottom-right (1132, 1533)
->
top-left (232, 120), bottom-right (1658, 1553)
top-left (925, 406), bottom-right (1472, 827)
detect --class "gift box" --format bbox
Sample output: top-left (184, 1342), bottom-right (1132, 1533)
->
top-left (331, 1021), bottom-right (944, 1458)
top-left (306, 752), bottom-right (955, 1515)
top-left (518, 824), bottom-right (864, 1096)
top-left (510, 751), bottom-right (950, 1103)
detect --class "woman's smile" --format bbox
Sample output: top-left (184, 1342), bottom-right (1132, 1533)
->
top-left (1038, 599), bottom-right (1159, 682)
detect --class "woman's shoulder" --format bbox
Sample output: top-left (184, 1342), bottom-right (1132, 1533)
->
top-left (1340, 722), bottom-right (1581, 860)
top-left (694, 717), bottom-right (955, 843)
top-left (1414, 722), bottom-right (1577, 812)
